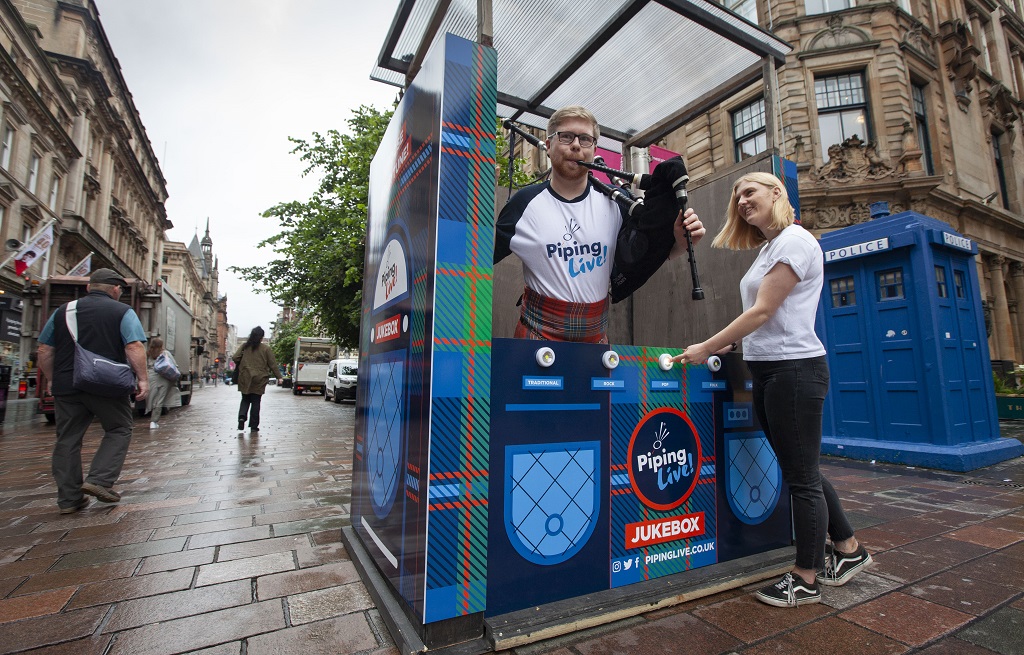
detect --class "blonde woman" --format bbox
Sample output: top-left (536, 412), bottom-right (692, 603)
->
top-left (146, 337), bottom-right (180, 429)
top-left (674, 172), bottom-right (870, 607)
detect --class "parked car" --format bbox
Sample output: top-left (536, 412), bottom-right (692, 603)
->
top-left (325, 358), bottom-right (358, 403)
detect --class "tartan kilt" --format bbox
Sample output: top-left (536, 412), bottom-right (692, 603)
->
top-left (514, 286), bottom-right (609, 344)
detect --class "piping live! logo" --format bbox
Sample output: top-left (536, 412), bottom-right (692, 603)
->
top-left (635, 421), bottom-right (695, 490)
top-left (545, 218), bottom-right (607, 278)
top-left (625, 408), bottom-right (705, 548)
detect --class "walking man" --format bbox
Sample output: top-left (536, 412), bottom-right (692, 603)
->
top-left (37, 268), bottom-right (149, 514)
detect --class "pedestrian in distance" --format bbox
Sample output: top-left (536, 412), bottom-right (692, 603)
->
top-left (36, 268), bottom-right (149, 514)
top-left (232, 326), bottom-right (282, 433)
top-left (146, 337), bottom-right (181, 429)
top-left (494, 105), bottom-right (705, 343)
top-left (672, 172), bottom-right (871, 607)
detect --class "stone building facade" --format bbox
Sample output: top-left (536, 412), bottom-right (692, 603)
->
top-left (664, 0), bottom-right (1024, 365)
top-left (0, 0), bottom-right (169, 376)
top-left (161, 223), bottom-right (225, 378)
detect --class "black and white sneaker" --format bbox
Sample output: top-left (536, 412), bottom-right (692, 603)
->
top-left (818, 544), bottom-right (872, 586)
top-left (755, 572), bottom-right (821, 607)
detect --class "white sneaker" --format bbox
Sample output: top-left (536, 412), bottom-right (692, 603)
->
top-left (149, 422), bottom-right (159, 429)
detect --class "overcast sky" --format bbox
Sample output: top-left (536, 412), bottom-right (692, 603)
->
top-left (96, 0), bottom-right (401, 335)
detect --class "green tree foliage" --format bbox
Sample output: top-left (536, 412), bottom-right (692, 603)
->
top-left (232, 109), bottom-right (536, 351)
top-left (230, 105), bottom-right (393, 349)
top-left (496, 118), bottom-right (537, 189)
top-left (269, 314), bottom-right (323, 371)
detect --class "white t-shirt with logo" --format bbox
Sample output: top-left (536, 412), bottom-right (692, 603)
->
top-left (494, 182), bottom-right (622, 304)
top-left (740, 223), bottom-right (826, 361)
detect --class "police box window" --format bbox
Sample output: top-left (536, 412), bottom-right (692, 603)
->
top-left (954, 270), bottom-right (967, 300)
top-left (830, 276), bottom-right (856, 307)
top-left (935, 265), bottom-right (948, 299)
top-left (877, 269), bottom-right (904, 301)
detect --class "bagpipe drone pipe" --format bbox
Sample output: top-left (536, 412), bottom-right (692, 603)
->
top-left (581, 157), bottom-right (705, 303)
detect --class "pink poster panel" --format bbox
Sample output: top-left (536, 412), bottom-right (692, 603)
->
top-left (591, 144), bottom-right (680, 185)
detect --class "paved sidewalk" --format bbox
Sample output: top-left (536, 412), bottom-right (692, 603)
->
top-left (0, 386), bottom-right (1022, 654)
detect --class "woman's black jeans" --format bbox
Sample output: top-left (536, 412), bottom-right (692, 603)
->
top-left (747, 356), bottom-right (855, 572)
top-left (238, 393), bottom-right (263, 430)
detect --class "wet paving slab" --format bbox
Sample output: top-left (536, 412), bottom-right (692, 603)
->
top-left (0, 385), bottom-right (1022, 654)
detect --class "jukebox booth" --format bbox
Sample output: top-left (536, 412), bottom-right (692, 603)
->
top-left (345, 3), bottom-right (796, 653)
top-left (816, 208), bottom-right (1024, 471)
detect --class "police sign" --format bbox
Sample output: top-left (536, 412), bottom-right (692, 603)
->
top-left (824, 237), bottom-right (890, 262)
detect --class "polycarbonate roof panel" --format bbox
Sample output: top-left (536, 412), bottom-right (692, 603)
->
top-left (373, 0), bottom-right (791, 143)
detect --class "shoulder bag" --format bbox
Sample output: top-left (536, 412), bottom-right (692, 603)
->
top-left (65, 300), bottom-right (137, 397)
top-left (154, 351), bottom-right (180, 381)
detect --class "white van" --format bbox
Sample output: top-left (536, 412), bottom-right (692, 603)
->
top-left (325, 358), bottom-right (358, 403)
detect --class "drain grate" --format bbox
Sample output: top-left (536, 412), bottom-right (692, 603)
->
top-left (962, 479), bottom-right (1024, 489)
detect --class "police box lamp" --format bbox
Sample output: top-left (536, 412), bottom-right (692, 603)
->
top-left (869, 202), bottom-right (890, 219)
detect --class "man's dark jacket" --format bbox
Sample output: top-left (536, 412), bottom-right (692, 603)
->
top-left (50, 291), bottom-right (132, 396)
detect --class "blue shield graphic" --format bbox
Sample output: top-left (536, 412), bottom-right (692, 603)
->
top-left (366, 355), bottom-right (406, 519)
top-left (505, 441), bottom-right (600, 566)
top-left (725, 431), bottom-right (782, 525)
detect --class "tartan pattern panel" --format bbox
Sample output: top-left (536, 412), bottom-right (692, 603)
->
top-left (423, 35), bottom-right (497, 622)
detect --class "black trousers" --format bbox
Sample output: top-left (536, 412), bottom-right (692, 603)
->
top-left (747, 356), bottom-right (855, 572)
top-left (238, 393), bottom-right (263, 429)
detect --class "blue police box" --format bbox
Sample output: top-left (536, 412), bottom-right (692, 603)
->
top-left (815, 205), bottom-right (1023, 471)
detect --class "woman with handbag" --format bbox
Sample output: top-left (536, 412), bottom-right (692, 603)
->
top-left (146, 337), bottom-right (181, 429)
top-left (232, 326), bottom-right (282, 433)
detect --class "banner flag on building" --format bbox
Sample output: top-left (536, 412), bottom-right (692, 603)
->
top-left (67, 252), bottom-right (93, 277)
top-left (14, 224), bottom-right (55, 276)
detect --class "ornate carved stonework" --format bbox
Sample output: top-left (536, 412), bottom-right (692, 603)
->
top-left (807, 14), bottom-right (872, 50)
top-left (899, 120), bottom-right (924, 175)
top-left (980, 84), bottom-right (1020, 138)
top-left (792, 134), bottom-right (806, 164)
top-left (813, 135), bottom-right (899, 183)
top-left (902, 21), bottom-right (936, 64)
top-left (808, 202), bottom-right (872, 229)
top-left (939, 20), bottom-right (979, 113)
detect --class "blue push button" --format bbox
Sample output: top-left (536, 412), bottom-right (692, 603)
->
top-left (650, 380), bottom-right (680, 391)
top-left (523, 376), bottom-right (563, 390)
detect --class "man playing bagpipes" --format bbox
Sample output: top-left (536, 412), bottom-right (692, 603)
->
top-left (494, 105), bottom-right (705, 343)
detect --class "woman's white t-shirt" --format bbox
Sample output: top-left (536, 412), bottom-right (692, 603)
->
top-left (740, 224), bottom-right (826, 361)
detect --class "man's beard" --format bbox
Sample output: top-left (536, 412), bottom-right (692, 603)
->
top-left (555, 157), bottom-right (589, 182)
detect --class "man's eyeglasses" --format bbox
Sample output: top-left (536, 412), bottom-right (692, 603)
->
top-left (549, 131), bottom-right (597, 148)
